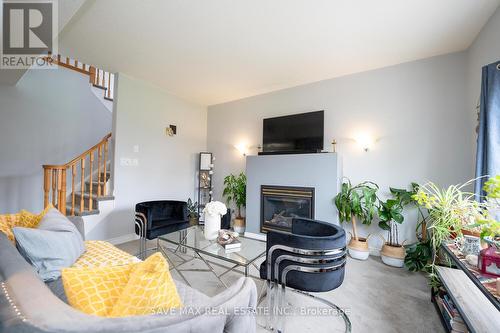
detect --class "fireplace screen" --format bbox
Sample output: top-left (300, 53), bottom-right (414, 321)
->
top-left (261, 185), bottom-right (314, 233)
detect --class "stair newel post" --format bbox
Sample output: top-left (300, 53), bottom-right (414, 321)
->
top-left (43, 167), bottom-right (50, 208)
top-left (103, 140), bottom-right (108, 196)
top-left (89, 151), bottom-right (94, 211)
top-left (97, 145), bottom-right (102, 197)
top-left (52, 169), bottom-right (57, 207)
top-left (59, 168), bottom-right (67, 216)
top-left (71, 165), bottom-right (76, 215)
top-left (80, 158), bottom-right (85, 212)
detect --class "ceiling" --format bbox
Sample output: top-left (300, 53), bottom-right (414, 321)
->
top-left (57, 0), bottom-right (499, 106)
top-left (0, 0), bottom-right (87, 85)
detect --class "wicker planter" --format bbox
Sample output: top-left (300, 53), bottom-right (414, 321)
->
top-left (348, 237), bottom-right (370, 260)
top-left (380, 243), bottom-right (406, 267)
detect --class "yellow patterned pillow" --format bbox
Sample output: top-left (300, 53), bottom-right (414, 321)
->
top-left (0, 204), bottom-right (52, 244)
top-left (110, 253), bottom-right (182, 317)
top-left (0, 213), bottom-right (21, 243)
top-left (62, 264), bottom-right (135, 317)
top-left (19, 204), bottom-right (53, 228)
top-left (73, 241), bottom-right (141, 268)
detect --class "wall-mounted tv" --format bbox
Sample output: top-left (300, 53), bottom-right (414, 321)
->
top-left (261, 110), bottom-right (324, 155)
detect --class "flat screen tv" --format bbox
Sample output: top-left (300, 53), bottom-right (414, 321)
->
top-left (261, 111), bottom-right (324, 155)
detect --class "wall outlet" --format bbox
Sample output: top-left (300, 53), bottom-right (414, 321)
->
top-left (133, 145), bottom-right (139, 153)
top-left (120, 158), bottom-right (139, 167)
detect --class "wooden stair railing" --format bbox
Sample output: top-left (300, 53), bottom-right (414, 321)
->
top-left (44, 53), bottom-right (115, 101)
top-left (43, 133), bottom-right (112, 216)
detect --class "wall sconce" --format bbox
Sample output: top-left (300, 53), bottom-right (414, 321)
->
top-left (166, 125), bottom-right (177, 137)
top-left (354, 133), bottom-right (375, 152)
top-left (235, 143), bottom-right (249, 156)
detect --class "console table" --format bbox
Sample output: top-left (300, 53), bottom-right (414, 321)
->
top-left (435, 244), bottom-right (500, 333)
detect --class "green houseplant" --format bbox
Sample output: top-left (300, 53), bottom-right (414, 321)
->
top-left (223, 172), bottom-right (247, 233)
top-left (187, 198), bottom-right (199, 225)
top-left (411, 180), bottom-right (485, 286)
top-left (468, 175), bottom-right (500, 246)
top-left (334, 178), bottom-right (379, 260)
top-left (377, 185), bottom-right (418, 267)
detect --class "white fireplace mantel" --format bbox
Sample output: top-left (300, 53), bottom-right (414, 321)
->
top-left (245, 152), bottom-right (342, 235)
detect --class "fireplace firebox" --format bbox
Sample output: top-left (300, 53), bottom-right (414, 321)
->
top-left (260, 185), bottom-right (315, 233)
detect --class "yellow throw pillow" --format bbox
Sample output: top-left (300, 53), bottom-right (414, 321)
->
top-left (110, 253), bottom-right (182, 317)
top-left (62, 264), bottom-right (134, 317)
top-left (0, 213), bottom-right (21, 243)
top-left (73, 241), bottom-right (141, 269)
top-left (0, 205), bottom-right (53, 244)
top-left (19, 204), bottom-right (53, 228)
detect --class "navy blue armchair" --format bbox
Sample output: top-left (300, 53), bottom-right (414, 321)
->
top-left (259, 218), bottom-right (350, 332)
top-left (135, 200), bottom-right (189, 258)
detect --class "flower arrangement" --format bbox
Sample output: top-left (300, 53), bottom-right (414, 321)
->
top-left (203, 201), bottom-right (227, 217)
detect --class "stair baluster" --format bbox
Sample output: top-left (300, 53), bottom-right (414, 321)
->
top-left (43, 133), bottom-right (111, 216)
top-left (89, 152), bottom-right (94, 211)
top-left (80, 158), bottom-right (85, 212)
top-left (97, 146), bottom-right (102, 197)
top-left (71, 165), bottom-right (76, 215)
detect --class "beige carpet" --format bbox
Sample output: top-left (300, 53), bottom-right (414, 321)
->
top-left (117, 239), bottom-right (444, 333)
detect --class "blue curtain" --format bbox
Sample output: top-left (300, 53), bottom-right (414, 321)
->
top-left (475, 60), bottom-right (500, 201)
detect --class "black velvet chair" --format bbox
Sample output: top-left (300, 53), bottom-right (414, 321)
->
top-left (259, 217), bottom-right (350, 332)
top-left (134, 200), bottom-right (189, 259)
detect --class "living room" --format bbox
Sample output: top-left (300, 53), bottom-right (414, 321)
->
top-left (1, 1), bottom-right (499, 332)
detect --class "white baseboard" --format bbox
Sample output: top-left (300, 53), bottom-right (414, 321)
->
top-left (244, 231), bottom-right (267, 241)
top-left (106, 233), bottom-right (139, 245)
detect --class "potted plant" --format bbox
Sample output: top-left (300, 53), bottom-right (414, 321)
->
top-left (378, 186), bottom-right (416, 267)
top-left (187, 198), bottom-right (199, 225)
top-left (223, 172), bottom-right (247, 234)
top-left (411, 180), bottom-right (485, 286)
top-left (334, 179), bottom-right (379, 260)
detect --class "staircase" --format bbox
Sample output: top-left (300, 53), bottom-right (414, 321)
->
top-left (43, 133), bottom-right (113, 217)
top-left (44, 53), bottom-right (115, 102)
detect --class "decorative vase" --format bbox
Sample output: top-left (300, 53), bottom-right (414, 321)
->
top-left (233, 217), bottom-right (246, 234)
top-left (204, 214), bottom-right (221, 240)
top-left (460, 235), bottom-right (482, 256)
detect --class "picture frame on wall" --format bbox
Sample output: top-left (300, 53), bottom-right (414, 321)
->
top-left (200, 152), bottom-right (212, 171)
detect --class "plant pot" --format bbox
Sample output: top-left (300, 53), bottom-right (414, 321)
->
top-left (462, 229), bottom-right (481, 238)
top-left (233, 217), bottom-right (246, 234)
top-left (189, 217), bottom-right (199, 226)
top-left (348, 237), bottom-right (370, 260)
top-left (380, 243), bottom-right (406, 267)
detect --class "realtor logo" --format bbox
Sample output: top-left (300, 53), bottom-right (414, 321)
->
top-left (1, 0), bottom-right (58, 68)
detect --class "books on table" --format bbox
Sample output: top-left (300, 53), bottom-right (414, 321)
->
top-left (222, 238), bottom-right (241, 250)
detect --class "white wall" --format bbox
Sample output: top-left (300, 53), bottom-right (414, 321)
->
top-left (0, 68), bottom-right (112, 213)
top-left (85, 73), bottom-right (207, 240)
top-left (467, 6), bottom-right (500, 169)
top-left (207, 52), bottom-right (471, 244)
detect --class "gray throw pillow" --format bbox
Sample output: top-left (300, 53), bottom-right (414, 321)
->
top-left (13, 208), bottom-right (85, 281)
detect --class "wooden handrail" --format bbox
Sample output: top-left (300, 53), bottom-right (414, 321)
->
top-left (43, 54), bottom-right (114, 100)
top-left (43, 133), bottom-right (112, 169)
top-left (43, 133), bottom-right (112, 215)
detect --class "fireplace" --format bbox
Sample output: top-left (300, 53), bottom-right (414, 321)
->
top-left (261, 185), bottom-right (315, 233)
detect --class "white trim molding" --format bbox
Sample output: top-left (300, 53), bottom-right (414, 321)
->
top-left (106, 233), bottom-right (139, 245)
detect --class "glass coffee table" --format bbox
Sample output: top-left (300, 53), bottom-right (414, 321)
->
top-left (158, 225), bottom-right (266, 288)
